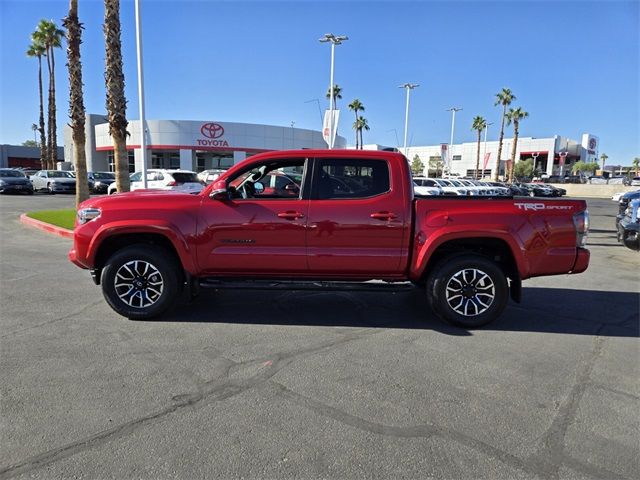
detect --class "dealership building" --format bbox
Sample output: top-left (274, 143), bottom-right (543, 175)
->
top-left (63, 114), bottom-right (346, 173)
top-left (394, 133), bottom-right (600, 178)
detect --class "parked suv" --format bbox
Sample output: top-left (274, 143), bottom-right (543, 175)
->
top-left (617, 199), bottom-right (640, 251)
top-left (108, 169), bottom-right (204, 195)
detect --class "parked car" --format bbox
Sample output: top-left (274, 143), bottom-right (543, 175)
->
top-left (515, 182), bottom-right (556, 197)
top-left (547, 185), bottom-right (566, 197)
top-left (431, 178), bottom-right (469, 196)
top-left (89, 171), bottom-right (116, 194)
top-left (30, 170), bottom-right (76, 194)
top-left (485, 182), bottom-right (512, 196)
top-left (412, 178), bottom-right (443, 196)
top-left (616, 190), bottom-right (640, 215)
top-left (630, 177), bottom-right (640, 187)
top-left (197, 169), bottom-right (228, 185)
top-left (617, 199), bottom-right (639, 251)
top-left (70, 149), bottom-right (590, 328)
top-left (0, 168), bottom-right (34, 194)
top-left (108, 169), bottom-right (204, 195)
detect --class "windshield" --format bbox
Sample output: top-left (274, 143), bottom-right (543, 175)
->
top-left (48, 171), bottom-right (73, 178)
top-left (0, 170), bottom-right (25, 178)
top-left (93, 172), bottom-right (115, 180)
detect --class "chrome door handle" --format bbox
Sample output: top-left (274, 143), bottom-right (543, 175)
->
top-left (277, 211), bottom-right (305, 220)
top-left (370, 211), bottom-right (397, 220)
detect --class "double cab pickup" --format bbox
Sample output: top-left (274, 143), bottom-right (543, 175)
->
top-left (69, 150), bottom-right (590, 328)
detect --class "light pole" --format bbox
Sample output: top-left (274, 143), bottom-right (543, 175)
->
top-left (399, 83), bottom-right (419, 155)
top-left (319, 33), bottom-right (348, 149)
top-left (134, 0), bottom-right (148, 188)
top-left (446, 107), bottom-right (462, 174)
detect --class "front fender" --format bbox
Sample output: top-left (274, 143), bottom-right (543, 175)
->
top-left (86, 220), bottom-right (198, 275)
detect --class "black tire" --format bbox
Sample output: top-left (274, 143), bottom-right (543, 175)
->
top-left (101, 245), bottom-right (180, 320)
top-left (426, 254), bottom-right (508, 328)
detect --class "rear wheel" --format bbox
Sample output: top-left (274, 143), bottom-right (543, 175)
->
top-left (101, 245), bottom-right (180, 319)
top-left (426, 254), bottom-right (508, 328)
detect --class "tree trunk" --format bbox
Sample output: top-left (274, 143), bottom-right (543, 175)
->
top-left (44, 47), bottom-right (53, 169)
top-left (509, 121), bottom-right (519, 183)
top-left (104, 0), bottom-right (130, 192)
top-left (354, 110), bottom-right (358, 149)
top-left (475, 130), bottom-right (481, 179)
top-left (37, 55), bottom-right (47, 169)
top-left (49, 46), bottom-right (58, 169)
top-left (494, 105), bottom-right (506, 181)
top-left (65, 0), bottom-right (90, 207)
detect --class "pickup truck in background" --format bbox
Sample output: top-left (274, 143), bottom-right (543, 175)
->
top-left (69, 150), bottom-right (590, 328)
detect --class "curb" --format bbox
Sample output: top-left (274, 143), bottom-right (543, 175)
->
top-left (20, 213), bottom-right (74, 239)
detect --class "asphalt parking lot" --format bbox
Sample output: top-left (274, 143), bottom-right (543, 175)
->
top-left (0, 194), bottom-right (638, 480)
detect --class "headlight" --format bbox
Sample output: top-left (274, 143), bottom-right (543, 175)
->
top-left (77, 208), bottom-right (101, 224)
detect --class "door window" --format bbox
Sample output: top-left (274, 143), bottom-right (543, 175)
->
top-left (314, 158), bottom-right (390, 200)
top-left (227, 159), bottom-right (307, 200)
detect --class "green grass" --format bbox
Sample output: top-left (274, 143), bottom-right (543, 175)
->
top-left (26, 209), bottom-right (76, 230)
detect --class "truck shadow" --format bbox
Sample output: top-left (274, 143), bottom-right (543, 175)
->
top-left (158, 287), bottom-right (639, 338)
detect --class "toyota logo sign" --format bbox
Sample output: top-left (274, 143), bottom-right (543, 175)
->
top-left (200, 123), bottom-right (225, 139)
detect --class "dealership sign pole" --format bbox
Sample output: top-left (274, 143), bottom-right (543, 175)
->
top-left (135, 0), bottom-right (148, 188)
top-left (446, 107), bottom-right (462, 171)
top-left (319, 33), bottom-right (347, 149)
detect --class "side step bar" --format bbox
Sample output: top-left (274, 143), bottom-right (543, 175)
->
top-left (199, 278), bottom-right (415, 293)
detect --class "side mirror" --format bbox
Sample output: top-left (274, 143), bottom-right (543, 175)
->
top-left (210, 179), bottom-right (229, 200)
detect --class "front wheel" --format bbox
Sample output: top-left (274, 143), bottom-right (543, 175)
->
top-left (100, 245), bottom-right (180, 320)
top-left (47, 183), bottom-right (55, 194)
top-left (426, 254), bottom-right (508, 328)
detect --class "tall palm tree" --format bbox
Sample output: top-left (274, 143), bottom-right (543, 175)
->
top-left (505, 107), bottom-right (529, 183)
top-left (325, 84), bottom-right (342, 109)
top-left (33, 20), bottom-right (64, 169)
top-left (64, 0), bottom-right (89, 206)
top-left (471, 116), bottom-right (487, 179)
top-left (104, 0), bottom-right (130, 192)
top-left (633, 157), bottom-right (639, 176)
top-left (356, 116), bottom-right (370, 149)
top-left (27, 41), bottom-right (47, 168)
top-left (348, 99), bottom-right (364, 148)
top-left (494, 88), bottom-right (516, 181)
top-left (600, 153), bottom-right (608, 172)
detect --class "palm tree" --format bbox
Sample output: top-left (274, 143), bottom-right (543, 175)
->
top-left (33, 20), bottom-right (64, 169)
top-left (104, 0), bottom-right (130, 193)
top-left (64, 0), bottom-right (90, 206)
top-left (348, 99), bottom-right (364, 148)
top-left (325, 84), bottom-right (342, 109)
top-left (633, 157), bottom-right (639, 176)
top-left (600, 153), bottom-right (608, 172)
top-left (505, 107), bottom-right (529, 183)
top-left (356, 116), bottom-right (370, 149)
top-left (471, 116), bottom-right (487, 179)
top-left (494, 88), bottom-right (516, 181)
top-left (26, 39), bottom-right (47, 169)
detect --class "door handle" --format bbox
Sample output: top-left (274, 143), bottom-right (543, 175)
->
top-left (277, 211), bottom-right (305, 220)
top-left (370, 211), bottom-right (397, 220)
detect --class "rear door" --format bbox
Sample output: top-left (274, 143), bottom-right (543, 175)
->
top-left (306, 156), bottom-right (409, 275)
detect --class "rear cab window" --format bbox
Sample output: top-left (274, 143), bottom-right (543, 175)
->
top-left (313, 158), bottom-right (390, 200)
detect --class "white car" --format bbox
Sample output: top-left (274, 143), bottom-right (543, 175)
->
top-left (108, 169), bottom-right (204, 195)
top-left (197, 169), bottom-right (228, 185)
top-left (412, 178), bottom-right (443, 196)
top-left (430, 178), bottom-right (469, 196)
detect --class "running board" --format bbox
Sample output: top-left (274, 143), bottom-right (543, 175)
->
top-left (199, 278), bottom-right (415, 293)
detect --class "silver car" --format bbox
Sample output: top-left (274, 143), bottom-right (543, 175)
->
top-left (30, 170), bottom-right (76, 194)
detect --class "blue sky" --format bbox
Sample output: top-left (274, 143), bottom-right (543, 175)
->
top-left (1, 0), bottom-right (638, 164)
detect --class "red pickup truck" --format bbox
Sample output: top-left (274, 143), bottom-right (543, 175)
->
top-left (69, 150), bottom-right (590, 328)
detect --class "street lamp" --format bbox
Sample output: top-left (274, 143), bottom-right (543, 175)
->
top-left (134, 0), bottom-right (148, 188)
top-left (399, 83), bottom-right (419, 154)
top-left (319, 33), bottom-right (348, 149)
top-left (446, 107), bottom-right (462, 174)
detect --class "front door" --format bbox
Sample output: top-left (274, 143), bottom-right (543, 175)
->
top-left (197, 158), bottom-right (309, 275)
